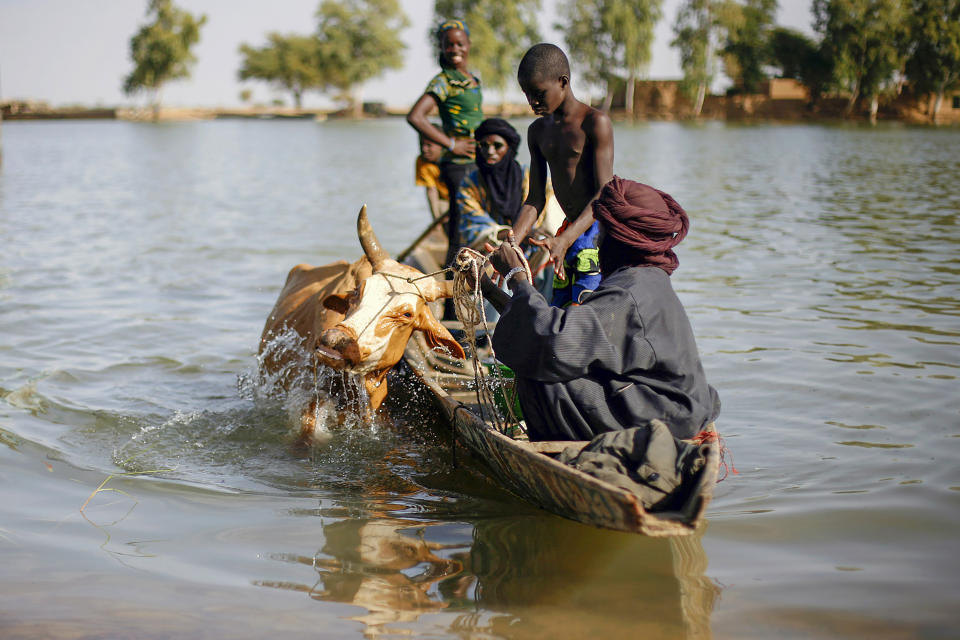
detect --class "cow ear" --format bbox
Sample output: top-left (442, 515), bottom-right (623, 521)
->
top-left (417, 310), bottom-right (466, 360)
top-left (323, 292), bottom-right (351, 314)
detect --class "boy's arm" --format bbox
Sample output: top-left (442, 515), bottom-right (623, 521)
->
top-left (534, 110), bottom-right (615, 280)
top-left (511, 123), bottom-right (548, 242)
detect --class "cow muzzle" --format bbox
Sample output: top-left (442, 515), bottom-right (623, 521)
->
top-left (316, 326), bottom-right (362, 370)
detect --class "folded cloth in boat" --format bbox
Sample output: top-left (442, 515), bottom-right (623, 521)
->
top-left (558, 419), bottom-right (706, 511)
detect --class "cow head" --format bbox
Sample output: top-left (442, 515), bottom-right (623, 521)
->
top-left (314, 206), bottom-right (465, 410)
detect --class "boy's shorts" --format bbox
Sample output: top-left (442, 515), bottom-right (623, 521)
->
top-left (551, 220), bottom-right (602, 308)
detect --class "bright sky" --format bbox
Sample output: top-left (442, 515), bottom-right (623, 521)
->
top-left (0, 0), bottom-right (814, 109)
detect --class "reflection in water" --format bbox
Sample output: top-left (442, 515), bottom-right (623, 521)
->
top-left (457, 516), bottom-right (718, 639)
top-left (259, 517), bottom-right (463, 634)
top-left (256, 516), bottom-right (465, 635)
top-left (256, 511), bottom-right (718, 639)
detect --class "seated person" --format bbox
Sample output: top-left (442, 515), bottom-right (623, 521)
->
top-left (457, 118), bottom-right (554, 304)
top-left (415, 130), bottom-right (450, 220)
top-left (479, 177), bottom-right (720, 442)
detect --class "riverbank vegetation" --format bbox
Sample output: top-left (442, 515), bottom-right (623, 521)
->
top-left (122, 0), bottom-right (207, 121)
top-left (3, 0), bottom-right (958, 124)
top-left (250, 0), bottom-right (960, 125)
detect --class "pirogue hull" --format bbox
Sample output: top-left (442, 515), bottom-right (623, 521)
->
top-left (403, 330), bottom-right (720, 537)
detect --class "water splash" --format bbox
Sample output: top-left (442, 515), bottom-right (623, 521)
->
top-left (239, 327), bottom-right (312, 400)
top-left (240, 327), bottom-right (375, 440)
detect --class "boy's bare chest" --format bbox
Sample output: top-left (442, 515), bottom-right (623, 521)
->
top-left (539, 125), bottom-right (588, 166)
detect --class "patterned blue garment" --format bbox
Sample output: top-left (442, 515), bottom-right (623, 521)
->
top-left (551, 220), bottom-right (602, 308)
top-left (456, 165), bottom-right (529, 250)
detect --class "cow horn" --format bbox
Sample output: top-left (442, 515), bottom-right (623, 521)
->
top-left (357, 204), bottom-right (389, 270)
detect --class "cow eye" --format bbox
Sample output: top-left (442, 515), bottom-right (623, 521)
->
top-left (402, 311), bottom-right (413, 319)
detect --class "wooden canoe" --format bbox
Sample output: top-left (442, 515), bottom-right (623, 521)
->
top-left (402, 329), bottom-right (720, 537)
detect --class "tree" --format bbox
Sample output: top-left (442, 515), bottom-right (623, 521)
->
top-left (715, 0), bottom-right (777, 94)
top-left (814, 0), bottom-right (910, 122)
top-left (557, 0), bottom-right (663, 114)
top-left (557, 0), bottom-right (611, 106)
top-left (606, 0), bottom-right (664, 115)
top-left (769, 27), bottom-right (834, 105)
top-left (769, 27), bottom-right (816, 79)
top-left (905, 0), bottom-right (960, 123)
top-left (672, 0), bottom-right (722, 115)
top-left (433, 0), bottom-right (542, 111)
top-left (315, 0), bottom-right (409, 116)
top-left (123, 0), bottom-right (206, 120)
top-left (238, 33), bottom-right (325, 109)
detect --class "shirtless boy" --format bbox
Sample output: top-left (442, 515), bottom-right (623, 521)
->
top-left (511, 43), bottom-right (614, 306)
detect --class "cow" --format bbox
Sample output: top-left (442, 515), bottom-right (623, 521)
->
top-left (259, 205), bottom-right (466, 441)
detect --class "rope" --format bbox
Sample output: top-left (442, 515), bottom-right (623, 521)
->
top-left (381, 267), bottom-right (452, 283)
top-left (377, 243), bottom-right (529, 438)
top-left (450, 243), bottom-right (527, 437)
top-left (691, 429), bottom-right (739, 482)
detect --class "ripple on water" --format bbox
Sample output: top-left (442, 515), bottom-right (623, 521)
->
top-left (3, 120), bottom-right (960, 638)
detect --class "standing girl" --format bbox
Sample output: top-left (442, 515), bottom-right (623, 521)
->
top-left (406, 19), bottom-right (483, 266)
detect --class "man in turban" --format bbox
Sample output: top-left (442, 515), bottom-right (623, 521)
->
top-left (480, 177), bottom-right (720, 441)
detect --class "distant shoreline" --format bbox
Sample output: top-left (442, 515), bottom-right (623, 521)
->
top-left (2, 102), bottom-right (957, 126)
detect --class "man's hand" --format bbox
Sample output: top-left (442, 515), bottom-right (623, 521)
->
top-left (530, 233), bottom-right (572, 281)
top-left (483, 236), bottom-right (526, 280)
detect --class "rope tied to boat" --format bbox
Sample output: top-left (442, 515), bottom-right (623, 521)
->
top-left (450, 243), bottom-right (527, 437)
top-left (691, 429), bottom-right (739, 482)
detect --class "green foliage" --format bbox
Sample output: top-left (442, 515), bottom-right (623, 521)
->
top-left (715, 0), bottom-right (777, 93)
top-left (316, 0), bottom-right (409, 102)
top-left (905, 0), bottom-right (960, 106)
top-left (557, 0), bottom-right (609, 94)
top-left (604, 0), bottom-right (663, 77)
top-left (813, 0), bottom-right (910, 111)
top-left (769, 27), bottom-right (815, 79)
top-left (432, 0), bottom-right (542, 100)
top-left (672, 0), bottom-right (719, 107)
top-left (238, 33), bottom-right (325, 108)
top-left (769, 27), bottom-right (834, 101)
top-left (557, 0), bottom-right (663, 104)
top-left (123, 0), bottom-right (206, 98)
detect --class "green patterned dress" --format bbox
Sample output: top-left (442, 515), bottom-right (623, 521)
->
top-left (425, 68), bottom-right (483, 165)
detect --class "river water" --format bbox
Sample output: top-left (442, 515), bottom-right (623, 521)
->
top-left (1, 118), bottom-right (957, 639)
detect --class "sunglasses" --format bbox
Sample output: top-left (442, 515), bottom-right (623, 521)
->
top-left (480, 141), bottom-right (507, 152)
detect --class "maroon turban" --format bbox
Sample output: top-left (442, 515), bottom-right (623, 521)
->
top-left (592, 176), bottom-right (689, 275)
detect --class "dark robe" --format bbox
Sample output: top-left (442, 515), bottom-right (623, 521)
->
top-left (492, 266), bottom-right (720, 441)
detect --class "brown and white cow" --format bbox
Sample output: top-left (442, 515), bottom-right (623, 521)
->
top-left (259, 205), bottom-right (465, 440)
